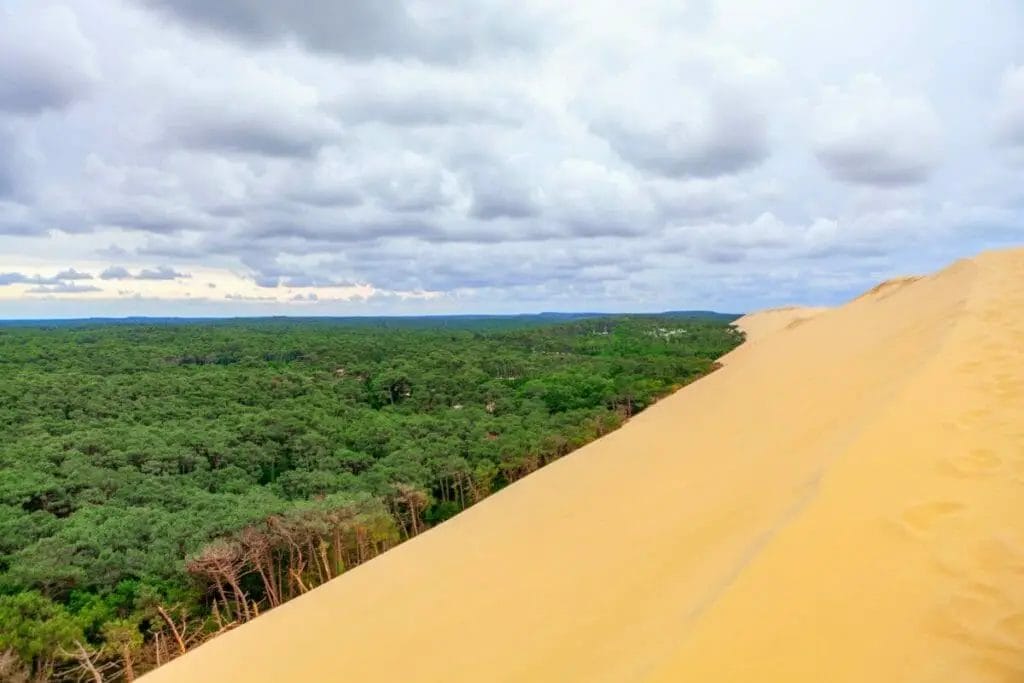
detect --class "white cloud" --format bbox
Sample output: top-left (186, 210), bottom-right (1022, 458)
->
top-left (544, 159), bottom-right (655, 237)
top-left (582, 44), bottom-right (778, 178)
top-left (811, 74), bottom-right (943, 186)
top-left (137, 0), bottom-right (546, 61)
top-left (0, 0), bottom-right (1021, 317)
top-left (160, 65), bottom-right (340, 158)
top-left (994, 65), bottom-right (1024, 157)
top-left (0, 4), bottom-right (99, 115)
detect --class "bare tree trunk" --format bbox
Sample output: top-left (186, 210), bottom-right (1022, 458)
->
top-left (356, 526), bottom-right (366, 564)
top-left (209, 578), bottom-right (231, 621)
top-left (286, 545), bottom-right (297, 599)
top-left (38, 656), bottom-right (56, 683)
top-left (224, 573), bottom-right (252, 622)
top-left (121, 645), bottom-right (135, 682)
top-left (255, 559), bottom-right (279, 608)
top-left (332, 527), bottom-right (345, 576)
top-left (276, 555), bottom-right (286, 602)
top-left (308, 540), bottom-right (325, 585)
top-left (317, 540), bottom-right (333, 581)
top-left (156, 605), bottom-right (187, 655)
top-left (72, 641), bottom-right (103, 683)
top-left (214, 599), bottom-right (227, 630)
top-left (289, 569), bottom-right (311, 594)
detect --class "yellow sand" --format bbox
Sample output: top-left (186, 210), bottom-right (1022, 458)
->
top-left (144, 248), bottom-right (1024, 682)
top-left (729, 305), bottom-right (828, 345)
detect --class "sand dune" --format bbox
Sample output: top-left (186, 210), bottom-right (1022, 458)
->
top-left (729, 305), bottom-right (828, 345)
top-left (144, 248), bottom-right (1024, 682)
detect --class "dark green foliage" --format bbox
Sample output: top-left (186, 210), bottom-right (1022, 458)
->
top-left (0, 315), bottom-right (741, 678)
top-left (0, 591), bottom-right (83, 676)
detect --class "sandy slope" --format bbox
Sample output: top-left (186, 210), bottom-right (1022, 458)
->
top-left (144, 249), bottom-right (1024, 682)
top-left (730, 305), bottom-right (829, 345)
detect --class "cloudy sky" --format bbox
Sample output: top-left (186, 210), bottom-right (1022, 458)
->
top-left (1, 0), bottom-right (1022, 318)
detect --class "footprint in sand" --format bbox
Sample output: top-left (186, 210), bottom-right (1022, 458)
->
top-left (947, 416), bottom-right (985, 432)
top-left (902, 501), bottom-right (965, 533)
top-left (963, 580), bottom-right (1002, 600)
top-left (964, 406), bottom-right (995, 421)
top-left (946, 410), bottom-right (1004, 434)
top-left (971, 537), bottom-right (1024, 574)
top-left (978, 309), bottom-right (1005, 323)
top-left (943, 449), bottom-right (1003, 478)
top-left (998, 613), bottom-right (1024, 641)
top-left (993, 376), bottom-right (1024, 398)
top-left (959, 360), bottom-right (989, 373)
top-left (927, 541), bottom-right (1024, 679)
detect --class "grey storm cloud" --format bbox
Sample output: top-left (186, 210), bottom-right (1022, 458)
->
top-left (248, 215), bottom-right (445, 243)
top-left (464, 166), bottom-right (541, 221)
top-left (470, 189), bottom-right (540, 221)
top-left (136, 0), bottom-right (541, 61)
top-left (258, 276), bottom-right (355, 290)
top-left (242, 255), bottom-right (360, 289)
top-left (0, 273), bottom-right (44, 286)
top-left (582, 53), bottom-right (775, 179)
top-left (90, 200), bottom-right (215, 234)
top-left (811, 75), bottom-right (942, 187)
top-left (0, 214), bottom-right (41, 236)
top-left (287, 186), bottom-right (363, 209)
top-left (994, 66), bottom-right (1024, 150)
top-left (55, 269), bottom-right (93, 280)
top-left (277, 274), bottom-right (358, 288)
top-left (333, 69), bottom-right (529, 128)
top-left (0, 159), bottom-right (16, 200)
top-left (339, 93), bottom-right (519, 128)
top-left (225, 292), bottom-right (276, 301)
top-left (97, 245), bottom-right (130, 258)
top-left (100, 266), bottom-right (189, 280)
top-left (0, 270), bottom-right (105, 288)
top-left (141, 0), bottom-right (419, 56)
top-left (137, 266), bottom-right (190, 280)
top-left (99, 266), bottom-right (132, 280)
top-left (412, 247), bottom-right (632, 292)
top-left (544, 160), bottom-right (658, 238)
top-left (166, 104), bottom-right (338, 158)
top-left (242, 240), bottom-right (636, 294)
top-left (26, 282), bottom-right (102, 294)
top-left (0, 126), bottom-right (35, 202)
top-left (254, 275), bottom-right (280, 288)
top-left (814, 146), bottom-right (937, 186)
top-left (134, 241), bottom-right (213, 260)
top-left (363, 160), bottom-right (455, 213)
top-left (662, 213), bottom-right (901, 266)
top-left (0, 5), bottom-right (99, 115)
top-left (593, 94), bottom-right (771, 178)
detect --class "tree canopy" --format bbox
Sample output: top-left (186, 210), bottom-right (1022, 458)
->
top-left (0, 314), bottom-right (741, 680)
